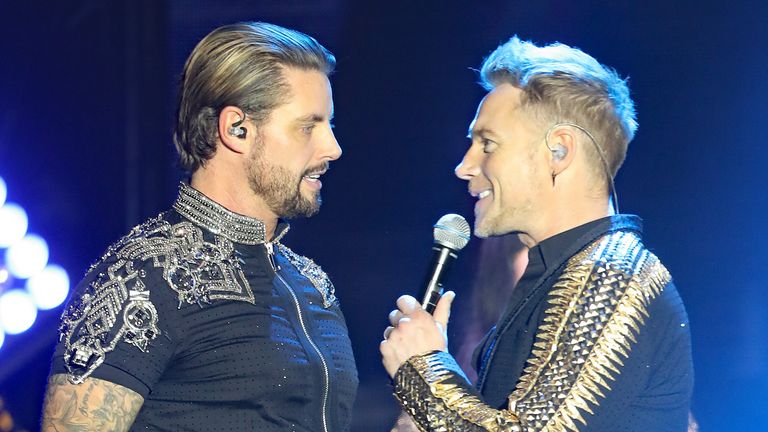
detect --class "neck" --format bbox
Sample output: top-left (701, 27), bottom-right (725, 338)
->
top-left (523, 194), bottom-right (614, 248)
top-left (190, 165), bottom-right (279, 240)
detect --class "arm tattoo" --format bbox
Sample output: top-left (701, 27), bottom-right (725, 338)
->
top-left (41, 374), bottom-right (144, 432)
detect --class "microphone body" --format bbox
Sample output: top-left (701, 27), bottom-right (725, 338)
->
top-left (420, 214), bottom-right (471, 314)
top-left (421, 245), bottom-right (458, 314)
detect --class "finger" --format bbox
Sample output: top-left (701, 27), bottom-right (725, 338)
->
top-left (383, 326), bottom-right (394, 339)
top-left (396, 295), bottom-right (420, 314)
top-left (433, 291), bottom-right (456, 330)
top-left (380, 338), bottom-right (391, 355)
top-left (389, 309), bottom-right (403, 327)
top-left (380, 340), bottom-right (399, 378)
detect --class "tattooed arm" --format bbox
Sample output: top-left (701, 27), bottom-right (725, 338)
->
top-left (41, 374), bottom-right (144, 432)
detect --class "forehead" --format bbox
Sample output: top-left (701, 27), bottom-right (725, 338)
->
top-left (283, 67), bottom-right (331, 94)
top-left (278, 67), bottom-right (334, 115)
top-left (471, 83), bottom-right (524, 128)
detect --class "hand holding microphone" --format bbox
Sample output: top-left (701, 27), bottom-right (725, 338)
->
top-left (380, 214), bottom-right (470, 377)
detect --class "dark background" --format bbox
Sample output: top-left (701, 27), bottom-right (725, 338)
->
top-left (0, 0), bottom-right (766, 430)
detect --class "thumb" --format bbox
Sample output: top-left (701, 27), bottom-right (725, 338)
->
top-left (433, 291), bottom-right (455, 332)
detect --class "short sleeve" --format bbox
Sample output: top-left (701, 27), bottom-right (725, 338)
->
top-left (50, 255), bottom-right (179, 398)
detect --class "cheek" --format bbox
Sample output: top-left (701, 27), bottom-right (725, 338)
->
top-left (483, 157), bottom-right (519, 192)
top-left (265, 146), bottom-right (308, 174)
top-left (485, 157), bottom-right (544, 204)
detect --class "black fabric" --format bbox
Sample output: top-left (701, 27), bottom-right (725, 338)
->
top-left (473, 215), bottom-right (693, 431)
top-left (51, 210), bottom-right (358, 432)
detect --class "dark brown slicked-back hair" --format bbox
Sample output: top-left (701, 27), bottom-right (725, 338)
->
top-left (174, 22), bottom-right (335, 173)
top-left (480, 36), bottom-right (637, 180)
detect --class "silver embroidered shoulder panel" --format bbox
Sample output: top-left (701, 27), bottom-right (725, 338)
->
top-left (276, 243), bottom-right (337, 308)
top-left (59, 214), bottom-right (254, 384)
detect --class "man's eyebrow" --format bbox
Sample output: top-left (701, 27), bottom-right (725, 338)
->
top-left (296, 113), bottom-right (328, 123)
top-left (467, 127), bottom-right (497, 139)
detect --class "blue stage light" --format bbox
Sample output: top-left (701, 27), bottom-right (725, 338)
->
top-left (4, 234), bottom-right (49, 279)
top-left (0, 203), bottom-right (29, 248)
top-left (0, 177), bottom-right (71, 351)
top-left (0, 290), bottom-right (37, 335)
top-left (26, 264), bottom-right (70, 310)
top-left (0, 176), bottom-right (6, 207)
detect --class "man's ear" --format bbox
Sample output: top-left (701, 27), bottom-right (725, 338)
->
top-left (547, 126), bottom-right (577, 178)
top-left (218, 106), bottom-right (248, 154)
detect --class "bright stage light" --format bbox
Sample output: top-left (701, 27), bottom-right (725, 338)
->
top-left (0, 328), bottom-right (4, 350)
top-left (0, 176), bottom-right (6, 207)
top-left (4, 234), bottom-right (49, 279)
top-left (0, 290), bottom-right (38, 335)
top-left (0, 203), bottom-right (28, 248)
top-left (26, 264), bottom-right (70, 310)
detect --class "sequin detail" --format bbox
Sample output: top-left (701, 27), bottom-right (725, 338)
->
top-left (60, 215), bottom-right (254, 384)
top-left (61, 253), bottom-right (160, 384)
top-left (277, 243), bottom-right (337, 308)
top-left (173, 182), bottom-right (267, 245)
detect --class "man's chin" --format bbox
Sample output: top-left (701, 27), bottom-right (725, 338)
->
top-left (302, 203), bottom-right (321, 218)
top-left (473, 220), bottom-right (492, 238)
top-left (301, 192), bottom-right (322, 217)
top-left (473, 207), bottom-right (494, 237)
top-left (279, 198), bottom-right (321, 219)
top-left (474, 216), bottom-right (511, 238)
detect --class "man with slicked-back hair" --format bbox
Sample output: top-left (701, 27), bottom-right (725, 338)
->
top-left (43, 22), bottom-right (357, 431)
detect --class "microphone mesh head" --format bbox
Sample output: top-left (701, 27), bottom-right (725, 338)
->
top-left (433, 214), bottom-right (471, 251)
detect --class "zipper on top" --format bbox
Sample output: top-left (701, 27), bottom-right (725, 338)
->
top-left (267, 242), bottom-right (331, 432)
top-left (265, 242), bottom-right (279, 272)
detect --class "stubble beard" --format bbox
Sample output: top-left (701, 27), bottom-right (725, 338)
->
top-left (473, 192), bottom-right (507, 238)
top-left (474, 197), bottom-right (535, 239)
top-left (474, 213), bottom-right (499, 238)
top-left (246, 145), bottom-right (322, 219)
top-left (476, 154), bottom-right (543, 238)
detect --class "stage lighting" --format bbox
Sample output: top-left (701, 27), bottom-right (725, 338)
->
top-left (0, 290), bottom-right (37, 335)
top-left (26, 264), bottom-right (70, 310)
top-left (0, 328), bottom-right (4, 350)
top-left (4, 234), bottom-right (49, 279)
top-left (0, 176), bottom-right (6, 207)
top-left (0, 203), bottom-right (28, 248)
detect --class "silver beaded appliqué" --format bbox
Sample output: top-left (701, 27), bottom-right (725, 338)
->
top-left (173, 182), bottom-right (267, 245)
top-left (60, 215), bottom-right (255, 383)
top-left (61, 255), bottom-right (160, 384)
top-left (276, 243), bottom-right (337, 308)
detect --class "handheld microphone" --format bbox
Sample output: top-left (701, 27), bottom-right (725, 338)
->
top-left (420, 214), bottom-right (471, 314)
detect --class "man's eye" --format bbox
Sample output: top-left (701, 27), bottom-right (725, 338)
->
top-left (301, 125), bottom-right (315, 135)
top-left (482, 139), bottom-right (497, 152)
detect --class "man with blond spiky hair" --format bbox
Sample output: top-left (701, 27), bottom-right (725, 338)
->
top-left (381, 37), bottom-right (692, 431)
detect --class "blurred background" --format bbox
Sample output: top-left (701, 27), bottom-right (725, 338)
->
top-left (0, 0), bottom-right (765, 430)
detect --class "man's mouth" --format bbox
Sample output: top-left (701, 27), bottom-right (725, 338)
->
top-left (470, 187), bottom-right (493, 200)
top-left (303, 162), bottom-right (329, 180)
top-left (303, 173), bottom-right (323, 182)
top-left (302, 164), bottom-right (329, 187)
